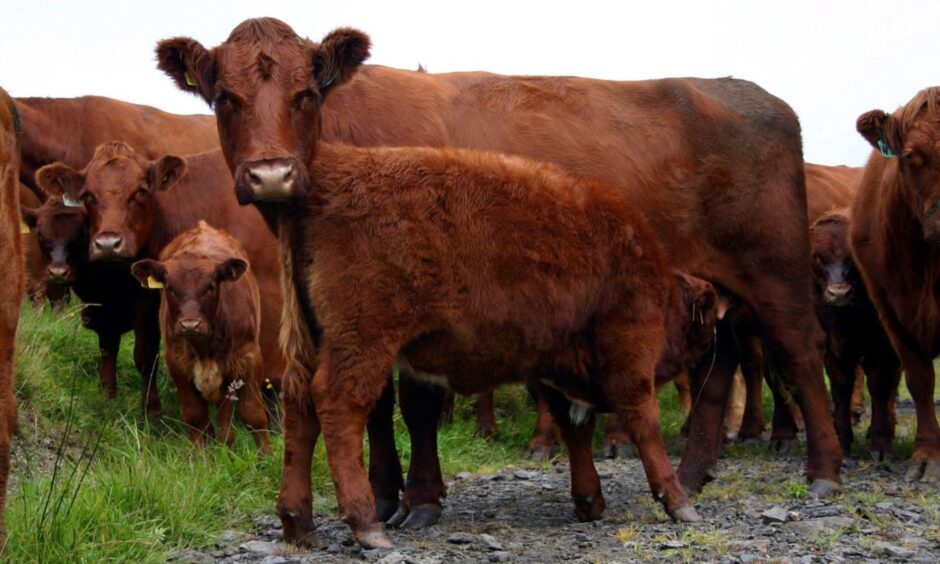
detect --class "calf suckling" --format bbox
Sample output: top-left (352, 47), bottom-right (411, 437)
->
top-left (132, 221), bottom-right (270, 452)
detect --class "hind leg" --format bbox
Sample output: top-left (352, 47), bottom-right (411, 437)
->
top-left (737, 334), bottom-right (767, 443)
top-left (474, 392), bottom-right (499, 439)
top-left (863, 351), bottom-right (901, 461)
top-left (367, 375), bottom-right (404, 522)
top-left (526, 389), bottom-right (559, 461)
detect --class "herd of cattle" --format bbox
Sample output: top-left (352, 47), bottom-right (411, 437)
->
top-left (0, 16), bottom-right (938, 550)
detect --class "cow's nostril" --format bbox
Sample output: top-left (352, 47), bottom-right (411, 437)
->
top-left (283, 166), bottom-right (294, 182)
top-left (249, 172), bottom-right (262, 186)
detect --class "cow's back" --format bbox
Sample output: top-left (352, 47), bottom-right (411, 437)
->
top-left (805, 164), bottom-right (862, 223)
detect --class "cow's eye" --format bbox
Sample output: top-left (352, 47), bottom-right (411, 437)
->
top-left (214, 89), bottom-right (243, 111)
top-left (132, 189), bottom-right (149, 204)
top-left (902, 150), bottom-right (926, 168)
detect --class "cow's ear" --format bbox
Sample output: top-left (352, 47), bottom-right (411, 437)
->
top-left (131, 259), bottom-right (167, 289)
top-left (156, 37), bottom-right (216, 105)
top-left (35, 163), bottom-right (84, 201)
top-left (857, 110), bottom-right (901, 158)
top-left (20, 206), bottom-right (38, 229)
top-left (150, 155), bottom-right (187, 192)
top-left (313, 28), bottom-right (371, 95)
top-left (216, 258), bottom-right (248, 282)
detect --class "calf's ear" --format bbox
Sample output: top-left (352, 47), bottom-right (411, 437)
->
top-left (314, 28), bottom-right (371, 95)
top-left (150, 156), bottom-right (187, 192)
top-left (131, 259), bottom-right (167, 289)
top-left (857, 110), bottom-right (901, 158)
top-left (35, 163), bottom-right (84, 202)
top-left (216, 258), bottom-right (248, 282)
top-left (156, 37), bottom-right (216, 105)
top-left (20, 206), bottom-right (38, 229)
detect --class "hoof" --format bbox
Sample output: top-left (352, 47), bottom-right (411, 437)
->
top-left (526, 446), bottom-right (554, 462)
top-left (678, 468), bottom-right (715, 496)
top-left (355, 530), bottom-right (394, 550)
top-left (573, 494), bottom-right (606, 522)
top-left (869, 446), bottom-right (890, 464)
top-left (808, 479), bottom-right (842, 499)
top-left (375, 497), bottom-right (400, 523)
top-left (280, 511), bottom-right (320, 548)
top-left (904, 461), bottom-right (925, 482)
top-left (669, 505), bottom-right (703, 523)
top-left (399, 504), bottom-right (443, 529)
top-left (769, 438), bottom-right (799, 456)
top-left (922, 461), bottom-right (940, 484)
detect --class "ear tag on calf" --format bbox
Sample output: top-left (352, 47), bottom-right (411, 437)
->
top-left (19, 220), bottom-right (29, 234)
top-left (184, 70), bottom-right (198, 87)
top-left (877, 138), bottom-right (898, 158)
top-left (62, 194), bottom-right (81, 207)
top-left (146, 276), bottom-right (164, 290)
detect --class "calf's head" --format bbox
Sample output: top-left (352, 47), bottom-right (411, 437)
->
top-left (21, 191), bottom-right (88, 286)
top-left (132, 252), bottom-right (248, 339)
top-left (673, 272), bottom-right (727, 366)
top-left (810, 212), bottom-right (860, 307)
top-left (858, 87), bottom-right (940, 241)
top-left (35, 143), bottom-right (185, 262)
top-left (156, 18), bottom-right (370, 203)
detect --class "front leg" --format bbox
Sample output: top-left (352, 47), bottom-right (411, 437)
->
top-left (367, 375), bottom-right (403, 522)
top-left (277, 370), bottom-right (321, 547)
top-left (96, 330), bottom-right (121, 399)
top-left (892, 342), bottom-right (940, 482)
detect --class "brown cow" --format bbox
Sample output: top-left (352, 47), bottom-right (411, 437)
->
top-left (158, 19), bottom-right (842, 503)
top-left (158, 21), bottom-right (703, 548)
top-left (14, 96), bottom-right (219, 202)
top-left (810, 210), bottom-right (899, 457)
top-left (132, 221), bottom-right (270, 452)
top-left (19, 183), bottom-right (71, 309)
top-left (0, 86), bottom-right (23, 545)
top-left (853, 87), bottom-right (940, 481)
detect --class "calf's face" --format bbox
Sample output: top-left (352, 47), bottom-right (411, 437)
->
top-left (674, 272), bottom-right (725, 365)
top-left (21, 202), bottom-right (87, 286)
top-left (156, 18), bottom-right (370, 203)
top-left (35, 145), bottom-right (185, 262)
top-left (132, 256), bottom-right (247, 339)
top-left (810, 215), bottom-right (858, 307)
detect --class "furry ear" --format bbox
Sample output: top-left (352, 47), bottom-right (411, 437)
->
top-left (149, 155), bottom-right (187, 192)
top-left (314, 27), bottom-right (371, 95)
top-left (216, 258), bottom-right (248, 282)
top-left (35, 163), bottom-right (84, 201)
top-left (156, 37), bottom-right (216, 104)
top-left (857, 110), bottom-right (901, 158)
top-left (131, 259), bottom-right (167, 289)
top-left (20, 206), bottom-right (38, 229)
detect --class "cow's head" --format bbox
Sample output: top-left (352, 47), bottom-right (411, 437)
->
top-left (131, 227), bottom-right (248, 340)
top-left (810, 211), bottom-right (860, 307)
top-left (21, 187), bottom-right (89, 286)
top-left (673, 272), bottom-right (729, 367)
top-left (858, 87), bottom-right (940, 241)
top-left (35, 143), bottom-right (186, 262)
top-left (156, 18), bottom-right (370, 203)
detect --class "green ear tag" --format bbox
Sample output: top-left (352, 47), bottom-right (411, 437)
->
top-left (184, 70), bottom-right (198, 87)
top-left (878, 138), bottom-right (898, 158)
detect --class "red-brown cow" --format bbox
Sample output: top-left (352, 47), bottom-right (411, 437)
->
top-left (0, 86), bottom-right (23, 545)
top-left (14, 96), bottom-right (218, 202)
top-left (159, 21), bottom-right (703, 548)
top-left (853, 87), bottom-right (940, 481)
top-left (132, 221), bottom-right (270, 452)
top-left (810, 210), bottom-right (899, 456)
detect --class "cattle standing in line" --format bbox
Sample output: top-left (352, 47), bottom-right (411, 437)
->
top-left (132, 221), bottom-right (270, 452)
top-left (810, 210), bottom-right (899, 457)
top-left (158, 20), bottom-right (704, 548)
top-left (14, 96), bottom-right (218, 202)
top-left (853, 88), bottom-right (940, 482)
top-left (0, 86), bottom-right (24, 545)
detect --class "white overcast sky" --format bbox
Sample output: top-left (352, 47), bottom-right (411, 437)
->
top-left (1, 0), bottom-right (937, 167)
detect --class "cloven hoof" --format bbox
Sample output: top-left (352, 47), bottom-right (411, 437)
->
top-left (769, 438), bottom-right (800, 456)
top-left (526, 446), bottom-right (554, 463)
top-left (808, 479), bottom-right (842, 499)
top-left (375, 497), bottom-right (400, 523)
top-left (905, 460), bottom-right (940, 483)
top-left (356, 530), bottom-right (394, 550)
top-left (386, 503), bottom-right (443, 529)
top-left (669, 505), bottom-right (703, 523)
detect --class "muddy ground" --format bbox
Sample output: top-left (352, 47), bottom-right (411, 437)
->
top-left (171, 405), bottom-right (940, 563)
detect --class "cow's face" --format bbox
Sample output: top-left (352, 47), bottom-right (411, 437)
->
top-left (156, 18), bottom-right (370, 204)
top-left (132, 256), bottom-right (247, 340)
top-left (810, 214), bottom-right (858, 307)
top-left (674, 272), bottom-right (725, 365)
top-left (858, 89), bottom-right (940, 242)
top-left (35, 144), bottom-right (185, 262)
top-left (21, 202), bottom-right (87, 285)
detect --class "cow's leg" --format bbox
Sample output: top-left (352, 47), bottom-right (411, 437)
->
top-left (540, 385), bottom-right (605, 521)
top-left (674, 372), bottom-right (693, 413)
top-left (602, 413), bottom-right (635, 459)
top-left (677, 318), bottom-right (739, 495)
top-left (738, 334), bottom-right (767, 444)
top-left (133, 306), bottom-right (162, 423)
top-left (474, 392), bottom-right (499, 439)
top-left (439, 388), bottom-right (455, 426)
top-left (863, 352), bottom-right (901, 461)
top-left (825, 350), bottom-right (858, 457)
top-left (313, 345), bottom-right (398, 549)
top-left (526, 390), bottom-right (559, 461)
top-left (767, 372), bottom-right (800, 454)
top-left (96, 330), bottom-right (120, 399)
top-left (367, 375), bottom-right (403, 522)
top-left (851, 366), bottom-right (866, 426)
top-left (387, 376), bottom-right (445, 529)
top-left (277, 370), bottom-right (321, 547)
top-left (890, 343), bottom-right (940, 482)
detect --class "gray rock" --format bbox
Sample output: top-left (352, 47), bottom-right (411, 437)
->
top-left (488, 552), bottom-right (512, 562)
top-left (513, 469), bottom-right (539, 480)
top-left (875, 501), bottom-right (894, 510)
top-left (326, 543), bottom-right (342, 554)
top-left (448, 532), bottom-right (476, 545)
top-left (480, 533), bottom-right (503, 551)
top-left (218, 529), bottom-right (243, 543)
top-left (761, 506), bottom-right (790, 523)
top-left (260, 557), bottom-right (301, 564)
top-left (786, 516), bottom-right (854, 536)
top-left (660, 540), bottom-right (688, 549)
top-left (456, 472), bottom-right (473, 480)
top-left (875, 542), bottom-right (916, 558)
top-left (240, 540), bottom-right (280, 556)
top-left (376, 551), bottom-right (414, 564)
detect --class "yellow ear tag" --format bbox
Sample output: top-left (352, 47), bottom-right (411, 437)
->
top-left (146, 276), bottom-right (164, 289)
top-left (184, 70), bottom-right (198, 87)
top-left (19, 220), bottom-right (30, 234)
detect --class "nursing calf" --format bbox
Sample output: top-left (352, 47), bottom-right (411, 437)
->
top-left (132, 222), bottom-right (270, 452)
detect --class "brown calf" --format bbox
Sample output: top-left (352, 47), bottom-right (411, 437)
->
top-left (158, 21), bottom-right (700, 548)
top-left (853, 87), bottom-right (940, 481)
top-left (132, 222), bottom-right (270, 452)
top-left (810, 210), bottom-right (899, 457)
top-left (0, 86), bottom-right (23, 545)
